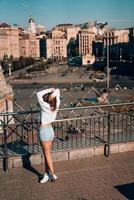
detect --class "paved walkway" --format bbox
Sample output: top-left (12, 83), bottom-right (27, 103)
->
top-left (0, 152), bottom-right (134, 200)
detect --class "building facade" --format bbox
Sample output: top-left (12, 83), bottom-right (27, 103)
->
top-left (67, 26), bottom-right (81, 42)
top-left (103, 29), bottom-right (129, 45)
top-left (103, 29), bottom-right (129, 60)
top-left (45, 30), bottom-right (67, 60)
top-left (0, 23), bottom-right (19, 60)
top-left (129, 27), bottom-right (134, 60)
top-left (19, 31), bottom-right (39, 58)
top-left (36, 24), bottom-right (45, 34)
top-left (53, 23), bottom-right (74, 32)
top-left (0, 22), bottom-right (39, 60)
top-left (78, 29), bottom-right (95, 56)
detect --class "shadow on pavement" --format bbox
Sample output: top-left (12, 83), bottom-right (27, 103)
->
top-left (22, 155), bottom-right (43, 182)
top-left (114, 183), bottom-right (134, 200)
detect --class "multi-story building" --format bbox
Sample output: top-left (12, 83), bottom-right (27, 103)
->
top-left (103, 29), bottom-right (129, 46)
top-left (103, 30), bottom-right (116, 47)
top-left (36, 24), bottom-right (45, 34)
top-left (67, 26), bottom-right (81, 42)
top-left (53, 23), bottom-right (74, 32)
top-left (29, 33), bottom-right (39, 58)
top-left (44, 30), bottom-right (67, 60)
top-left (19, 32), bottom-right (30, 57)
top-left (129, 27), bottom-right (134, 60)
top-left (0, 23), bottom-right (19, 60)
top-left (114, 30), bottom-right (129, 43)
top-left (19, 31), bottom-right (39, 58)
top-left (78, 29), bottom-right (95, 56)
top-left (0, 21), bottom-right (39, 60)
top-left (103, 29), bottom-right (130, 60)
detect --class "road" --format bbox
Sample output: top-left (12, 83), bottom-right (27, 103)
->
top-left (11, 76), bottom-right (134, 90)
top-left (5, 64), bottom-right (134, 90)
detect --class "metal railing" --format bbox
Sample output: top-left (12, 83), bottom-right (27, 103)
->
top-left (0, 103), bottom-right (134, 171)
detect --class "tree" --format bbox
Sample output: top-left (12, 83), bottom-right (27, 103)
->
top-left (2, 55), bottom-right (9, 73)
top-left (67, 38), bottom-right (79, 58)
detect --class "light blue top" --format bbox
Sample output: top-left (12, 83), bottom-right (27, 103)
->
top-left (36, 88), bottom-right (60, 125)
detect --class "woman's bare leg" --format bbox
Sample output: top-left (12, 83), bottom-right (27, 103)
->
top-left (44, 155), bottom-right (49, 173)
top-left (40, 142), bottom-right (49, 173)
top-left (41, 140), bottom-right (55, 175)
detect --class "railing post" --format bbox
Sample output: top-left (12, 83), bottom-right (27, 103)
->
top-left (3, 116), bottom-right (8, 172)
top-left (107, 110), bottom-right (111, 157)
top-left (30, 107), bottom-right (34, 154)
top-left (104, 110), bottom-right (111, 157)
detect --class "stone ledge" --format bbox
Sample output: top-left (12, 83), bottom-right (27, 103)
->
top-left (119, 142), bottom-right (134, 152)
top-left (69, 147), bottom-right (94, 160)
top-left (94, 146), bottom-right (104, 156)
top-left (52, 151), bottom-right (69, 162)
top-left (110, 144), bottom-right (119, 153)
top-left (0, 141), bottom-right (134, 170)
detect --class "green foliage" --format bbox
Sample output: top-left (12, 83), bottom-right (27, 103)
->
top-left (18, 72), bottom-right (27, 79)
top-left (26, 62), bottom-right (47, 73)
top-left (12, 57), bottom-right (35, 71)
top-left (1, 55), bottom-right (35, 74)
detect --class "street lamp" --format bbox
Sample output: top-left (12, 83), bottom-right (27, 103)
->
top-left (8, 63), bottom-right (12, 76)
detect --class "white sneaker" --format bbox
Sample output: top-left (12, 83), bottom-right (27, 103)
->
top-left (49, 172), bottom-right (58, 182)
top-left (40, 173), bottom-right (49, 184)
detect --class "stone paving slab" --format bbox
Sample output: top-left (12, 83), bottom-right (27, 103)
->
top-left (0, 151), bottom-right (134, 200)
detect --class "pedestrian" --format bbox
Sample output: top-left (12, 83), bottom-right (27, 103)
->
top-left (97, 88), bottom-right (109, 103)
top-left (36, 88), bottom-right (60, 183)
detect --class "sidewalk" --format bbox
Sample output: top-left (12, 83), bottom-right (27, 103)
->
top-left (0, 152), bottom-right (134, 200)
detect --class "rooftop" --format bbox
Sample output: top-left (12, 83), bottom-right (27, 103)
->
top-left (0, 23), bottom-right (11, 28)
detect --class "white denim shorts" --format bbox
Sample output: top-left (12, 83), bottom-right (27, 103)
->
top-left (39, 126), bottom-right (54, 141)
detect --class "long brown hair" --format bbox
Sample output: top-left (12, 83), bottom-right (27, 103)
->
top-left (42, 92), bottom-right (57, 111)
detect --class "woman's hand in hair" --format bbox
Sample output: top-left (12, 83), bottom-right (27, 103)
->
top-left (49, 94), bottom-right (55, 101)
top-left (51, 88), bottom-right (55, 92)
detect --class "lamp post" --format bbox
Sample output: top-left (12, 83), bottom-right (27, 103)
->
top-left (106, 31), bottom-right (110, 92)
top-left (8, 63), bottom-right (12, 76)
top-left (102, 22), bottom-right (110, 91)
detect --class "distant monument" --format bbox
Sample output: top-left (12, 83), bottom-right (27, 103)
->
top-left (0, 63), bottom-right (14, 125)
top-left (28, 16), bottom-right (36, 33)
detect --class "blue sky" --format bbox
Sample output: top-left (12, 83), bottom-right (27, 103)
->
top-left (0, 0), bottom-right (134, 30)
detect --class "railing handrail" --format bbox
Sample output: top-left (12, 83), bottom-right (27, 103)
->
top-left (59, 102), bottom-right (134, 111)
top-left (0, 102), bottom-right (134, 116)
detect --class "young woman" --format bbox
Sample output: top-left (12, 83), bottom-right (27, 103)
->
top-left (36, 88), bottom-right (60, 183)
